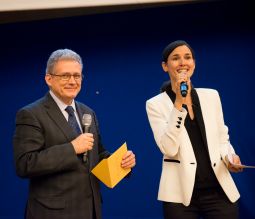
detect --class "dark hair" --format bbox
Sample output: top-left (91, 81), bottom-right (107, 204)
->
top-left (162, 40), bottom-right (195, 62)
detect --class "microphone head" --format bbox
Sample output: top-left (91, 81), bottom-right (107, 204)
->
top-left (82, 114), bottom-right (92, 127)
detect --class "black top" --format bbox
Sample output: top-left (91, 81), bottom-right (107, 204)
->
top-left (164, 84), bottom-right (219, 189)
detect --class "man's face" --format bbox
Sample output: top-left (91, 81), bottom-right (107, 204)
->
top-left (45, 59), bottom-right (82, 105)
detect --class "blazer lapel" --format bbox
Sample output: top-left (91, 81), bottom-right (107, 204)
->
top-left (192, 89), bottom-right (209, 153)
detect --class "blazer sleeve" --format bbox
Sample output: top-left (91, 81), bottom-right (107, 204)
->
top-left (146, 97), bottom-right (187, 157)
top-left (215, 91), bottom-right (236, 164)
top-left (13, 108), bottom-right (79, 178)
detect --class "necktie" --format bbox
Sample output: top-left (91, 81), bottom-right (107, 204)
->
top-left (65, 106), bottom-right (82, 136)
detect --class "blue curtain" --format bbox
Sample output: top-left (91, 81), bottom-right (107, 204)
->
top-left (0, 1), bottom-right (254, 218)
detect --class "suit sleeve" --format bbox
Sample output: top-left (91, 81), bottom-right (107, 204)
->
top-left (146, 99), bottom-right (187, 157)
top-left (13, 108), bottom-right (79, 178)
top-left (92, 111), bottom-right (111, 160)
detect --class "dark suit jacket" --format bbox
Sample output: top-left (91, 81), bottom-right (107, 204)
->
top-left (13, 92), bottom-right (110, 219)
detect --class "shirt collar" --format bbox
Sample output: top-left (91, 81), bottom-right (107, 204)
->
top-left (49, 90), bottom-right (77, 112)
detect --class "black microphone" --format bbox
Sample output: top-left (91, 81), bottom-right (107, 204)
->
top-left (82, 114), bottom-right (92, 162)
top-left (180, 82), bottom-right (188, 97)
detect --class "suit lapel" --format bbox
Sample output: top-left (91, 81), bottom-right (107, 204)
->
top-left (75, 102), bottom-right (85, 132)
top-left (43, 93), bottom-right (77, 141)
top-left (75, 102), bottom-right (94, 168)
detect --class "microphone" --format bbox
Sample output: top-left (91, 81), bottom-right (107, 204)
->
top-left (180, 82), bottom-right (188, 97)
top-left (82, 114), bottom-right (92, 162)
top-left (179, 71), bottom-right (188, 97)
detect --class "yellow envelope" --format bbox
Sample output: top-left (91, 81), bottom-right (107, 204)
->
top-left (91, 142), bottom-right (131, 188)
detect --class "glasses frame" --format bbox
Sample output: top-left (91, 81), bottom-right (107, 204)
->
top-left (49, 73), bottom-right (84, 81)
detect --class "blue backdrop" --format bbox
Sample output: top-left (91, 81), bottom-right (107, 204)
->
top-left (0, 1), bottom-right (254, 218)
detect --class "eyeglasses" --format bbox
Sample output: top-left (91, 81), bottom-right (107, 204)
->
top-left (49, 73), bottom-right (84, 81)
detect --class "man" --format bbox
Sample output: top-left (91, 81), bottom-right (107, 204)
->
top-left (13, 49), bottom-right (136, 219)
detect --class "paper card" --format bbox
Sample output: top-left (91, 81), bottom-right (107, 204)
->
top-left (91, 142), bottom-right (131, 188)
top-left (227, 153), bottom-right (255, 169)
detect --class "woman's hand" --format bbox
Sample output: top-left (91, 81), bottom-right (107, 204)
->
top-left (225, 154), bottom-right (243, 173)
top-left (174, 72), bottom-right (191, 110)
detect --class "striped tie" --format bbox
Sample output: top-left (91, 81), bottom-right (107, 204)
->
top-left (65, 106), bottom-right (81, 136)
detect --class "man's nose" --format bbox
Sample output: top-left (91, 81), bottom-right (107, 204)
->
top-left (68, 75), bottom-right (77, 83)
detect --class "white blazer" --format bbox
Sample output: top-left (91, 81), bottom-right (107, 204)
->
top-left (146, 88), bottom-right (240, 206)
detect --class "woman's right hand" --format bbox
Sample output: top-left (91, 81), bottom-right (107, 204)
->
top-left (174, 72), bottom-right (191, 110)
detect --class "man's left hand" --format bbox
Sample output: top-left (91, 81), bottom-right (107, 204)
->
top-left (121, 150), bottom-right (136, 169)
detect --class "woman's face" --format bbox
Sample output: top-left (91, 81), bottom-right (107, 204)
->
top-left (162, 45), bottom-right (195, 82)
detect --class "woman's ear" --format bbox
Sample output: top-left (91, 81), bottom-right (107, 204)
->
top-left (161, 62), bottom-right (168, 73)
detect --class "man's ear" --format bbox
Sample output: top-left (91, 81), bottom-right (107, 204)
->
top-left (45, 74), bottom-right (52, 87)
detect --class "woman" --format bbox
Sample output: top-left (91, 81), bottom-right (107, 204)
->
top-left (146, 40), bottom-right (243, 219)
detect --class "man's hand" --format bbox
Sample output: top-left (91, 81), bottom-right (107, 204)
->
top-left (71, 133), bottom-right (94, 154)
top-left (121, 150), bottom-right (136, 169)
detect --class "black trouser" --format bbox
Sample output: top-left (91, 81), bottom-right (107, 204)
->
top-left (163, 186), bottom-right (239, 219)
